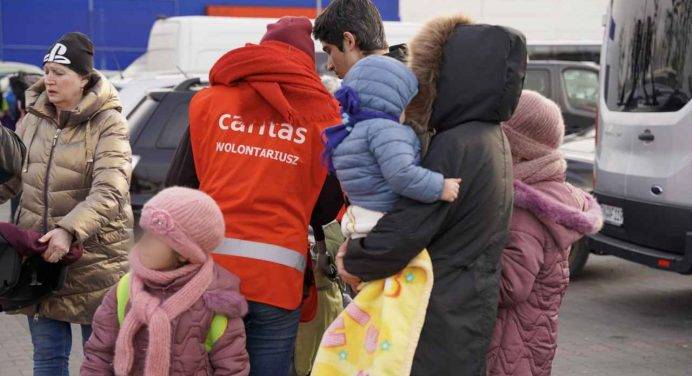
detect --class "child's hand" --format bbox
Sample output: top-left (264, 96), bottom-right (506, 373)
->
top-left (441, 178), bottom-right (462, 202)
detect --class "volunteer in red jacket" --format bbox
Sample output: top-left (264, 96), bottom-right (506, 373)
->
top-left (186, 17), bottom-right (341, 376)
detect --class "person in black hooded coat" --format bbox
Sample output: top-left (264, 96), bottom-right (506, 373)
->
top-left (0, 125), bottom-right (24, 185)
top-left (339, 15), bottom-right (527, 376)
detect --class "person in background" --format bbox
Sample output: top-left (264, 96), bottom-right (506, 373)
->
top-left (82, 187), bottom-right (250, 376)
top-left (0, 125), bottom-right (24, 186)
top-left (485, 91), bottom-right (603, 376)
top-left (167, 17), bottom-right (342, 376)
top-left (338, 15), bottom-right (527, 375)
top-left (4, 73), bottom-right (42, 219)
top-left (8, 73), bottom-right (42, 133)
top-left (313, 0), bottom-right (406, 79)
top-left (1, 89), bottom-right (16, 131)
top-left (310, 0), bottom-right (417, 278)
top-left (0, 32), bottom-right (132, 375)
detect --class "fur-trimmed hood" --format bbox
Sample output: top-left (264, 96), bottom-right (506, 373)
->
top-left (514, 179), bottom-right (603, 249)
top-left (406, 15), bottom-right (527, 132)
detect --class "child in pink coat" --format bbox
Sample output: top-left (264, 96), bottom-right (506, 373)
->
top-left (81, 187), bottom-right (250, 376)
top-left (486, 91), bottom-right (603, 376)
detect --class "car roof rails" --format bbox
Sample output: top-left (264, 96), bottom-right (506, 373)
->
top-left (173, 77), bottom-right (202, 92)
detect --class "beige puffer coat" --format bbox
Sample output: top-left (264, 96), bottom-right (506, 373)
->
top-left (0, 74), bottom-right (133, 324)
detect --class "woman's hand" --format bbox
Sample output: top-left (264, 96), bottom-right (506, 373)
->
top-left (40, 228), bottom-right (74, 263)
top-left (336, 240), bottom-right (362, 291)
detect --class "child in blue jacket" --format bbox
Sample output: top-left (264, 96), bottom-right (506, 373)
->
top-left (323, 55), bottom-right (460, 239)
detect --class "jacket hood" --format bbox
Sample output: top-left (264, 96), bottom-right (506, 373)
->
top-left (514, 180), bottom-right (603, 249)
top-left (208, 41), bottom-right (339, 125)
top-left (406, 15), bottom-right (527, 132)
top-left (341, 55), bottom-right (418, 119)
top-left (203, 266), bottom-right (248, 319)
top-left (26, 72), bottom-right (121, 128)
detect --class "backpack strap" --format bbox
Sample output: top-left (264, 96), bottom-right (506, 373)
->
top-left (116, 273), bottom-right (131, 326)
top-left (116, 272), bottom-right (228, 352)
top-left (205, 314), bottom-right (228, 352)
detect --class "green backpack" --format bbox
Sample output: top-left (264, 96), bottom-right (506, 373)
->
top-left (116, 273), bottom-right (228, 352)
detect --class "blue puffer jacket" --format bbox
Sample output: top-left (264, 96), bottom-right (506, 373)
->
top-left (332, 56), bottom-right (444, 213)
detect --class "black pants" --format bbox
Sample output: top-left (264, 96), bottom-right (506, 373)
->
top-left (10, 196), bottom-right (19, 222)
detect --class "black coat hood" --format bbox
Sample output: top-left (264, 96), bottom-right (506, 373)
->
top-left (406, 16), bottom-right (527, 132)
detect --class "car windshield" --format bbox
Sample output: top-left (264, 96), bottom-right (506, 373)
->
top-left (604, 0), bottom-right (692, 112)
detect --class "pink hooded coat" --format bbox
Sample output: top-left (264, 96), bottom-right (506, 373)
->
top-left (81, 265), bottom-right (250, 376)
top-left (486, 179), bottom-right (603, 376)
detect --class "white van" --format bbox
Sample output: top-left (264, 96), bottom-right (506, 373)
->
top-left (590, 0), bottom-right (692, 274)
top-left (118, 16), bottom-right (599, 82)
top-left (119, 16), bottom-right (423, 79)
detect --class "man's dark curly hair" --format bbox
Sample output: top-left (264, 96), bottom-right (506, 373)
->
top-left (313, 0), bottom-right (388, 52)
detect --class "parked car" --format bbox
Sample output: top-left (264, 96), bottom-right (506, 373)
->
top-left (562, 129), bottom-right (595, 191)
top-left (525, 60), bottom-right (599, 135)
top-left (127, 77), bottom-right (203, 220)
top-left (0, 62), bottom-right (43, 104)
top-left (522, 60), bottom-right (601, 276)
top-left (115, 73), bottom-right (204, 117)
top-left (590, 0), bottom-right (692, 275)
top-left (559, 129), bottom-right (596, 276)
top-left (0, 61), bottom-right (42, 79)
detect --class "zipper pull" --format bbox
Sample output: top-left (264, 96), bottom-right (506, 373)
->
top-left (52, 129), bottom-right (61, 147)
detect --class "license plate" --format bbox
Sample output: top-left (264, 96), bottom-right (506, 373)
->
top-left (602, 204), bottom-right (624, 226)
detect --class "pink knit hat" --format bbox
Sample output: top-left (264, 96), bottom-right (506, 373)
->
top-left (503, 90), bottom-right (565, 154)
top-left (139, 187), bottom-right (224, 264)
top-left (502, 90), bottom-right (568, 184)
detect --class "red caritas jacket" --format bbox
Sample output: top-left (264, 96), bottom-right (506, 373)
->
top-left (189, 41), bottom-right (341, 310)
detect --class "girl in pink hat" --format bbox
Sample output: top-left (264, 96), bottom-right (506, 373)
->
top-left (486, 90), bottom-right (603, 376)
top-left (81, 187), bottom-right (250, 376)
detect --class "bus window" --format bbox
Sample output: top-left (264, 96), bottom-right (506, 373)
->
top-left (605, 0), bottom-right (692, 112)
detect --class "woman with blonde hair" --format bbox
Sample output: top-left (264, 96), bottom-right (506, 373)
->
top-left (0, 32), bottom-right (132, 375)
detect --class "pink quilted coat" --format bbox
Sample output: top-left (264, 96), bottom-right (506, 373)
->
top-left (486, 180), bottom-right (603, 376)
top-left (81, 265), bottom-right (250, 376)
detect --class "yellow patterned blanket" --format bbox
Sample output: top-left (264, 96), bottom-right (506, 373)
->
top-left (312, 250), bottom-right (434, 376)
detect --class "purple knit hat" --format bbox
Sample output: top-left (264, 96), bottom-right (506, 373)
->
top-left (139, 187), bottom-right (224, 264)
top-left (502, 90), bottom-right (565, 160)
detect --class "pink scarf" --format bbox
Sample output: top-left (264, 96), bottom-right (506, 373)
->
top-left (113, 246), bottom-right (215, 376)
top-left (502, 124), bottom-right (567, 184)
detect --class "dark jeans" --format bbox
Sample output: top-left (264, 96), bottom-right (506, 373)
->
top-left (244, 301), bottom-right (301, 376)
top-left (27, 317), bottom-right (92, 376)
